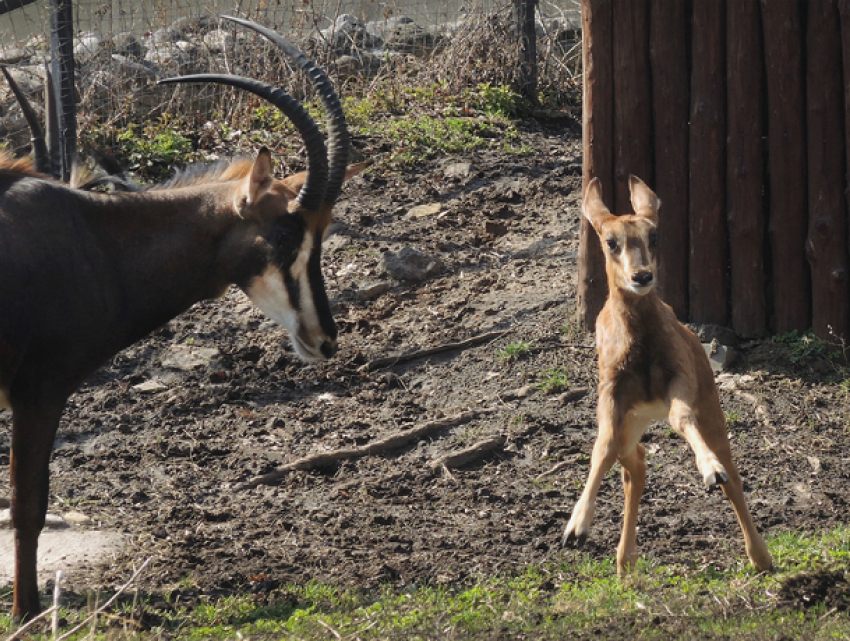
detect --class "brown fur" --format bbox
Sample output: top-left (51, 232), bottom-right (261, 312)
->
top-left (562, 176), bottom-right (772, 574)
top-left (0, 151), bottom-right (39, 177)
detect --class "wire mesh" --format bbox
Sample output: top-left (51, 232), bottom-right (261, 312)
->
top-left (0, 0), bottom-right (581, 159)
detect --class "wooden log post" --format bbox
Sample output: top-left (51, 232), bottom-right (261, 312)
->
top-left (612, 0), bottom-right (652, 214)
top-left (689, 0), bottom-right (727, 327)
top-left (649, 0), bottom-right (689, 320)
top-left (578, 0), bottom-right (614, 329)
top-left (806, 0), bottom-right (849, 340)
top-left (761, 0), bottom-right (810, 335)
top-left (727, 0), bottom-right (766, 338)
top-left (838, 1), bottom-right (850, 341)
top-left (513, 0), bottom-right (538, 104)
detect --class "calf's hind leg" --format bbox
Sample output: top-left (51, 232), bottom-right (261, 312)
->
top-left (616, 442), bottom-right (646, 574)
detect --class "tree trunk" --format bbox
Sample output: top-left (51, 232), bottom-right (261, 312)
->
top-left (688, 0), bottom-right (727, 326)
top-left (727, 0), bottom-right (766, 338)
top-left (578, 0), bottom-right (614, 329)
top-left (761, 0), bottom-right (809, 335)
top-left (649, 0), bottom-right (689, 320)
top-left (612, 0), bottom-right (652, 214)
top-left (806, 0), bottom-right (848, 340)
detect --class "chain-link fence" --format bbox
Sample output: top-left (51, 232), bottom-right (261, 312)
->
top-left (0, 0), bottom-right (580, 160)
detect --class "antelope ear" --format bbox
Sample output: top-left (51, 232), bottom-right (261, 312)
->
top-left (235, 148), bottom-right (275, 215)
top-left (582, 178), bottom-right (613, 233)
top-left (283, 161), bottom-right (370, 195)
top-left (629, 175), bottom-right (660, 222)
top-left (246, 147), bottom-right (275, 205)
top-left (282, 170), bottom-right (307, 196)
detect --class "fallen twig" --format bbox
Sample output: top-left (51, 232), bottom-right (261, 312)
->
top-left (430, 434), bottom-right (506, 470)
top-left (534, 458), bottom-right (577, 481)
top-left (54, 557), bottom-right (153, 641)
top-left (238, 408), bottom-right (497, 489)
top-left (5, 606), bottom-right (58, 641)
top-left (358, 330), bottom-right (508, 372)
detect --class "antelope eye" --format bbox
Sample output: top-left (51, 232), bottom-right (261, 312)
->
top-left (648, 231), bottom-right (658, 248)
top-left (270, 217), bottom-right (306, 267)
top-left (606, 237), bottom-right (618, 252)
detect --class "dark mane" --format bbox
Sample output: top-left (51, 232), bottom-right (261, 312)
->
top-left (149, 158), bottom-right (254, 190)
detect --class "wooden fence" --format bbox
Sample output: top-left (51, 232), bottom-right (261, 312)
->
top-left (577, 0), bottom-right (850, 341)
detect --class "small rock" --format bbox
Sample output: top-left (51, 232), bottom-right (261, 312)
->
top-left (132, 380), bottom-right (168, 394)
top-left (443, 161), bottom-right (472, 179)
top-left (382, 247), bottom-right (444, 282)
top-left (0, 509), bottom-right (9, 528)
top-left (552, 387), bottom-right (589, 405)
top-left (0, 46), bottom-right (27, 64)
top-left (704, 340), bottom-right (736, 373)
top-left (44, 513), bottom-right (69, 530)
top-left (358, 281), bottom-right (392, 301)
top-left (161, 345), bottom-right (219, 371)
top-left (502, 385), bottom-right (533, 401)
top-left (63, 511), bottom-right (92, 526)
top-left (406, 203), bottom-right (443, 219)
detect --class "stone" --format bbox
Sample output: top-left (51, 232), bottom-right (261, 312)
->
top-left (358, 281), bottom-right (392, 301)
top-left (382, 247), bottom-right (444, 282)
top-left (703, 340), bottom-right (737, 373)
top-left (63, 511), bottom-right (92, 526)
top-left (407, 203), bottom-right (443, 219)
top-left (132, 380), bottom-right (168, 394)
top-left (161, 345), bottom-right (220, 370)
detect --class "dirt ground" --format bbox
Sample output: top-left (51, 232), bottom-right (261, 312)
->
top-left (2, 119), bottom-right (850, 626)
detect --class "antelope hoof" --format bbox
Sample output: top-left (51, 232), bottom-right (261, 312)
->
top-left (703, 469), bottom-right (729, 489)
top-left (562, 529), bottom-right (587, 548)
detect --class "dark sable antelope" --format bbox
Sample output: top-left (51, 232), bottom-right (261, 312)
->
top-left (1, 16), bottom-right (363, 621)
top-left (563, 176), bottom-right (772, 574)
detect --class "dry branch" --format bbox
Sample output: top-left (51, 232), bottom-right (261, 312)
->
top-left (430, 435), bottom-right (506, 470)
top-left (237, 408), bottom-right (497, 489)
top-left (358, 330), bottom-right (508, 372)
top-left (54, 557), bottom-right (153, 641)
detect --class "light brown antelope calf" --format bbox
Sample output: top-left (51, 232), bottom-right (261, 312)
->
top-left (1, 17), bottom-right (365, 621)
top-left (562, 176), bottom-right (772, 574)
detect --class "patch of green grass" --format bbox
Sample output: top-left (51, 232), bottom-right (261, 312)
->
top-left (724, 409), bottom-right (741, 428)
top-left (538, 367), bottom-right (569, 394)
top-left (772, 329), bottom-right (839, 364)
top-left (342, 80), bottom-right (533, 166)
top-left (498, 340), bottom-right (534, 363)
top-left (111, 116), bottom-right (198, 179)
top-left (3, 526), bottom-right (850, 639)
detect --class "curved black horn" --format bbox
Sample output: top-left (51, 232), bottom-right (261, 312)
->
top-left (220, 16), bottom-right (350, 206)
top-left (1, 66), bottom-right (49, 174)
top-left (158, 73), bottom-right (328, 211)
top-left (158, 17), bottom-right (350, 210)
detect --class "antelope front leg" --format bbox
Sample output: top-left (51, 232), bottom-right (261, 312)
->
top-left (668, 398), bottom-right (729, 488)
top-left (10, 404), bottom-right (63, 621)
top-left (563, 398), bottom-right (618, 547)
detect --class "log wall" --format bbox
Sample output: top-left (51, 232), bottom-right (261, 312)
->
top-left (578, 0), bottom-right (850, 340)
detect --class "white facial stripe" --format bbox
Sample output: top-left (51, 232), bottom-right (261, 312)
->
top-left (246, 267), bottom-right (299, 335)
top-left (290, 233), bottom-right (313, 280)
top-left (245, 264), bottom-right (324, 362)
